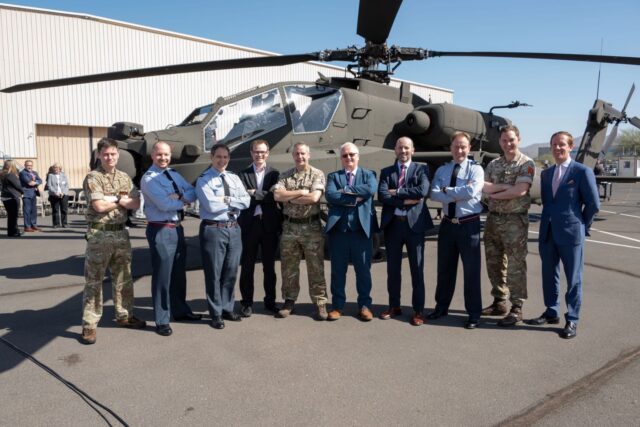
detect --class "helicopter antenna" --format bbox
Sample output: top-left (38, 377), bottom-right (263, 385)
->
top-left (489, 100), bottom-right (532, 114)
top-left (596, 38), bottom-right (604, 99)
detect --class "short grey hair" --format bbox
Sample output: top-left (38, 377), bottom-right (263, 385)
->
top-left (340, 142), bottom-right (359, 154)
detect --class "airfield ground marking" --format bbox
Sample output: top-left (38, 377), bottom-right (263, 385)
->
top-left (528, 231), bottom-right (640, 250)
top-left (596, 210), bottom-right (640, 219)
top-left (590, 228), bottom-right (640, 244)
top-left (620, 213), bottom-right (640, 219)
top-left (599, 209), bottom-right (617, 214)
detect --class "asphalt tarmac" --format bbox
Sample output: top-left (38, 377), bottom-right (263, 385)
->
top-left (1, 184), bottom-right (639, 426)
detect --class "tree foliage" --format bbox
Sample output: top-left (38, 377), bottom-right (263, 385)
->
top-left (612, 129), bottom-right (640, 156)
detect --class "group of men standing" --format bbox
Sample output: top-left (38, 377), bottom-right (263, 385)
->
top-left (79, 124), bottom-right (599, 345)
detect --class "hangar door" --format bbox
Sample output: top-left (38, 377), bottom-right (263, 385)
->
top-left (36, 124), bottom-right (108, 190)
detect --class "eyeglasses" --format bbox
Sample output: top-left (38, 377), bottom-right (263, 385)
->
top-left (252, 151), bottom-right (268, 155)
top-left (341, 153), bottom-right (358, 158)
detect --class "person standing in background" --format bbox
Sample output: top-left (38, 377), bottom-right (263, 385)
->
top-left (19, 159), bottom-right (42, 232)
top-left (1, 160), bottom-right (24, 237)
top-left (47, 162), bottom-right (69, 228)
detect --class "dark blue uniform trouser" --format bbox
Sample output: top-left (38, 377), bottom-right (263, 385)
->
top-left (23, 196), bottom-right (37, 228)
top-left (328, 229), bottom-right (373, 310)
top-left (146, 224), bottom-right (193, 325)
top-left (200, 222), bottom-right (242, 317)
top-left (434, 218), bottom-right (482, 320)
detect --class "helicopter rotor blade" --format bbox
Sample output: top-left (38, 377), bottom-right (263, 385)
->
top-left (357, 0), bottom-right (403, 45)
top-left (427, 51), bottom-right (640, 66)
top-left (629, 116), bottom-right (640, 129)
top-left (1, 53), bottom-right (321, 93)
top-left (620, 83), bottom-right (635, 113)
top-left (599, 123), bottom-right (619, 161)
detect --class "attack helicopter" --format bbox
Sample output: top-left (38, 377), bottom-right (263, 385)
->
top-left (2, 0), bottom-right (640, 189)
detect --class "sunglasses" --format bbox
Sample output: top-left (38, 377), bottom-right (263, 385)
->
top-left (341, 153), bottom-right (358, 158)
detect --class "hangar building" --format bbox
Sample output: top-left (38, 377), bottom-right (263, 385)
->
top-left (0, 4), bottom-right (453, 188)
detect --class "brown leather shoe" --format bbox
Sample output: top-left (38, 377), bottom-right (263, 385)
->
top-left (359, 307), bottom-right (373, 322)
top-left (481, 299), bottom-right (508, 316)
top-left (24, 228), bottom-right (35, 232)
top-left (410, 312), bottom-right (425, 326)
top-left (379, 307), bottom-right (402, 320)
top-left (497, 306), bottom-right (523, 327)
top-left (80, 328), bottom-right (96, 345)
top-left (327, 309), bottom-right (342, 321)
top-left (116, 316), bottom-right (146, 329)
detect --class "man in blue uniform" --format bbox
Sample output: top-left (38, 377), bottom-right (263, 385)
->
top-left (428, 132), bottom-right (484, 329)
top-left (141, 141), bottom-right (201, 337)
top-left (19, 160), bottom-right (42, 232)
top-left (196, 143), bottom-right (250, 330)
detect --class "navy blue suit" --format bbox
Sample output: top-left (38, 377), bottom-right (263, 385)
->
top-left (325, 168), bottom-right (379, 310)
top-left (378, 162), bottom-right (433, 312)
top-left (19, 168), bottom-right (42, 229)
top-left (539, 160), bottom-right (599, 323)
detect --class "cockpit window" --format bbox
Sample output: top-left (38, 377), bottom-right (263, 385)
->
top-left (285, 85), bottom-right (341, 134)
top-left (203, 88), bottom-right (285, 152)
top-left (180, 104), bottom-right (213, 126)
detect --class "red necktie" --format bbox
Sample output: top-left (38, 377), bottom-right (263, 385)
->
top-left (398, 164), bottom-right (406, 188)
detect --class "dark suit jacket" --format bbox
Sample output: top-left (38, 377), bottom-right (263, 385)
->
top-left (539, 161), bottom-right (600, 246)
top-left (1, 173), bottom-right (23, 200)
top-left (378, 161), bottom-right (433, 233)
top-left (19, 169), bottom-right (42, 198)
top-left (238, 164), bottom-right (282, 233)
top-left (325, 168), bottom-right (379, 238)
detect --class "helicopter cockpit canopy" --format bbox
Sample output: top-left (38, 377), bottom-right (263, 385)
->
top-left (202, 84), bottom-right (343, 153)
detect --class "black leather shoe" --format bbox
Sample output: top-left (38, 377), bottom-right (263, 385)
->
top-left (526, 313), bottom-right (561, 326)
top-left (560, 321), bottom-right (577, 339)
top-left (464, 319), bottom-right (479, 329)
top-left (222, 311), bottom-right (242, 322)
top-left (155, 324), bottom-right (173, 336)
top-left (426, 308), bottom-right (448, 320)
top-left (240, 305), bottom-right (252, 318)
top-left (264, 303), bottom-right (280, 314)
top-left (211, 316), bottom-right (225, 330)
top-left (174, 312), bottom-right (202, 322)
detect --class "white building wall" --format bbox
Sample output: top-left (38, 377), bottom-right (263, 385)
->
top-left (0, 4), bottom-right (453, 159)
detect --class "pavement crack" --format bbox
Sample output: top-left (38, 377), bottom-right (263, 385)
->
top-left (495, 345), bottom-right (640, 427)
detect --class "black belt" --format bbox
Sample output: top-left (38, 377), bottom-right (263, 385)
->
top-left (203, 219), bottom-right (238, 228)
top-left (443, 214), bottom-right (480, 225)
top-left (90, 223), bottom-right (126, 231)
top-left (489, 211), bottom-right (527, 216)
top-left (284, 214), bottom-right (320, 224)
top-left (394, 215), bottom-right (408, 221)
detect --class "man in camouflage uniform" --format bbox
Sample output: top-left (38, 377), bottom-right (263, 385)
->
top-left (482, 125), bottom-right (535, 327)
top-left (80, 138), bottom-right (145, 345)
top-left (273, 142), bottom-right (328, 320)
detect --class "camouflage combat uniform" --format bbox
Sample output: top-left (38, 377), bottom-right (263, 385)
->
top-left (82, 166), bottom-right (138, 329)
top-left (273, 165), bottom-right (328, 305)
top-left (484, 152), bottom-right (535, 306)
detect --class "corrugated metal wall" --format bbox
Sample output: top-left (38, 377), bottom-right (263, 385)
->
top-left (0, 4), bottom-right (453, 160)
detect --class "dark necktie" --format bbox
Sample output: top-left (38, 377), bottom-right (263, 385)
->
top-left (163, 169), bottom-right (184, 221)
top-left (346, 171), bottom-right (354, 186)
top-left (220, 173), bottom-right (230, 197)
top-left (398, 164), bottom-right (406, 188)
top-left (447, 163), bottom-right (461, 218)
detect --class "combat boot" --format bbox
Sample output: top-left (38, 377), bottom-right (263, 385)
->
top-left (481, 299), bottom-right (508, 316)
top-left (315, 304), bottom-right (328, 321)
top-left (116, 316), bottom-right (147, 329)
top-left (498, 305), bottom-right (523, 327)
top-left (80, 328), bottom-right (96, 345)
top-left (276, 299), bottom-right (295, 318)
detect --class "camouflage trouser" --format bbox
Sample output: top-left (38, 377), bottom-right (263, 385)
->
top-left (280, 220), bottom-right (327, 305)
top-left (82, 229), bottom-right (134, 329)
top-left (484, 213), bottom-right (528, 306)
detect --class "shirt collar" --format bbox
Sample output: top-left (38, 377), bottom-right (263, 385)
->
top-left (253, 163), bottom-right (266, 173)
top-left (345, 167), bottom-right (358, 175)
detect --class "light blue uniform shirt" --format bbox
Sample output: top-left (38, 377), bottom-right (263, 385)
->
top-left (196, 167), bottom-right (250, 221)
top-left (141, 165), bottom-right (196, 222)
top-left (430, 159), bottom-right (484, 217)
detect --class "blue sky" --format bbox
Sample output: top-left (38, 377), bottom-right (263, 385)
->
top-left (5, 0), bottom-right (640, 146)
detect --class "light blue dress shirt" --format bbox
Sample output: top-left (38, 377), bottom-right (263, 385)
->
top-left (141, 165), bottom-right (196, 222)
top-left (196, 167), bottom-right (250, 221)
top-left (430, 159), bottom-right (484, 217)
